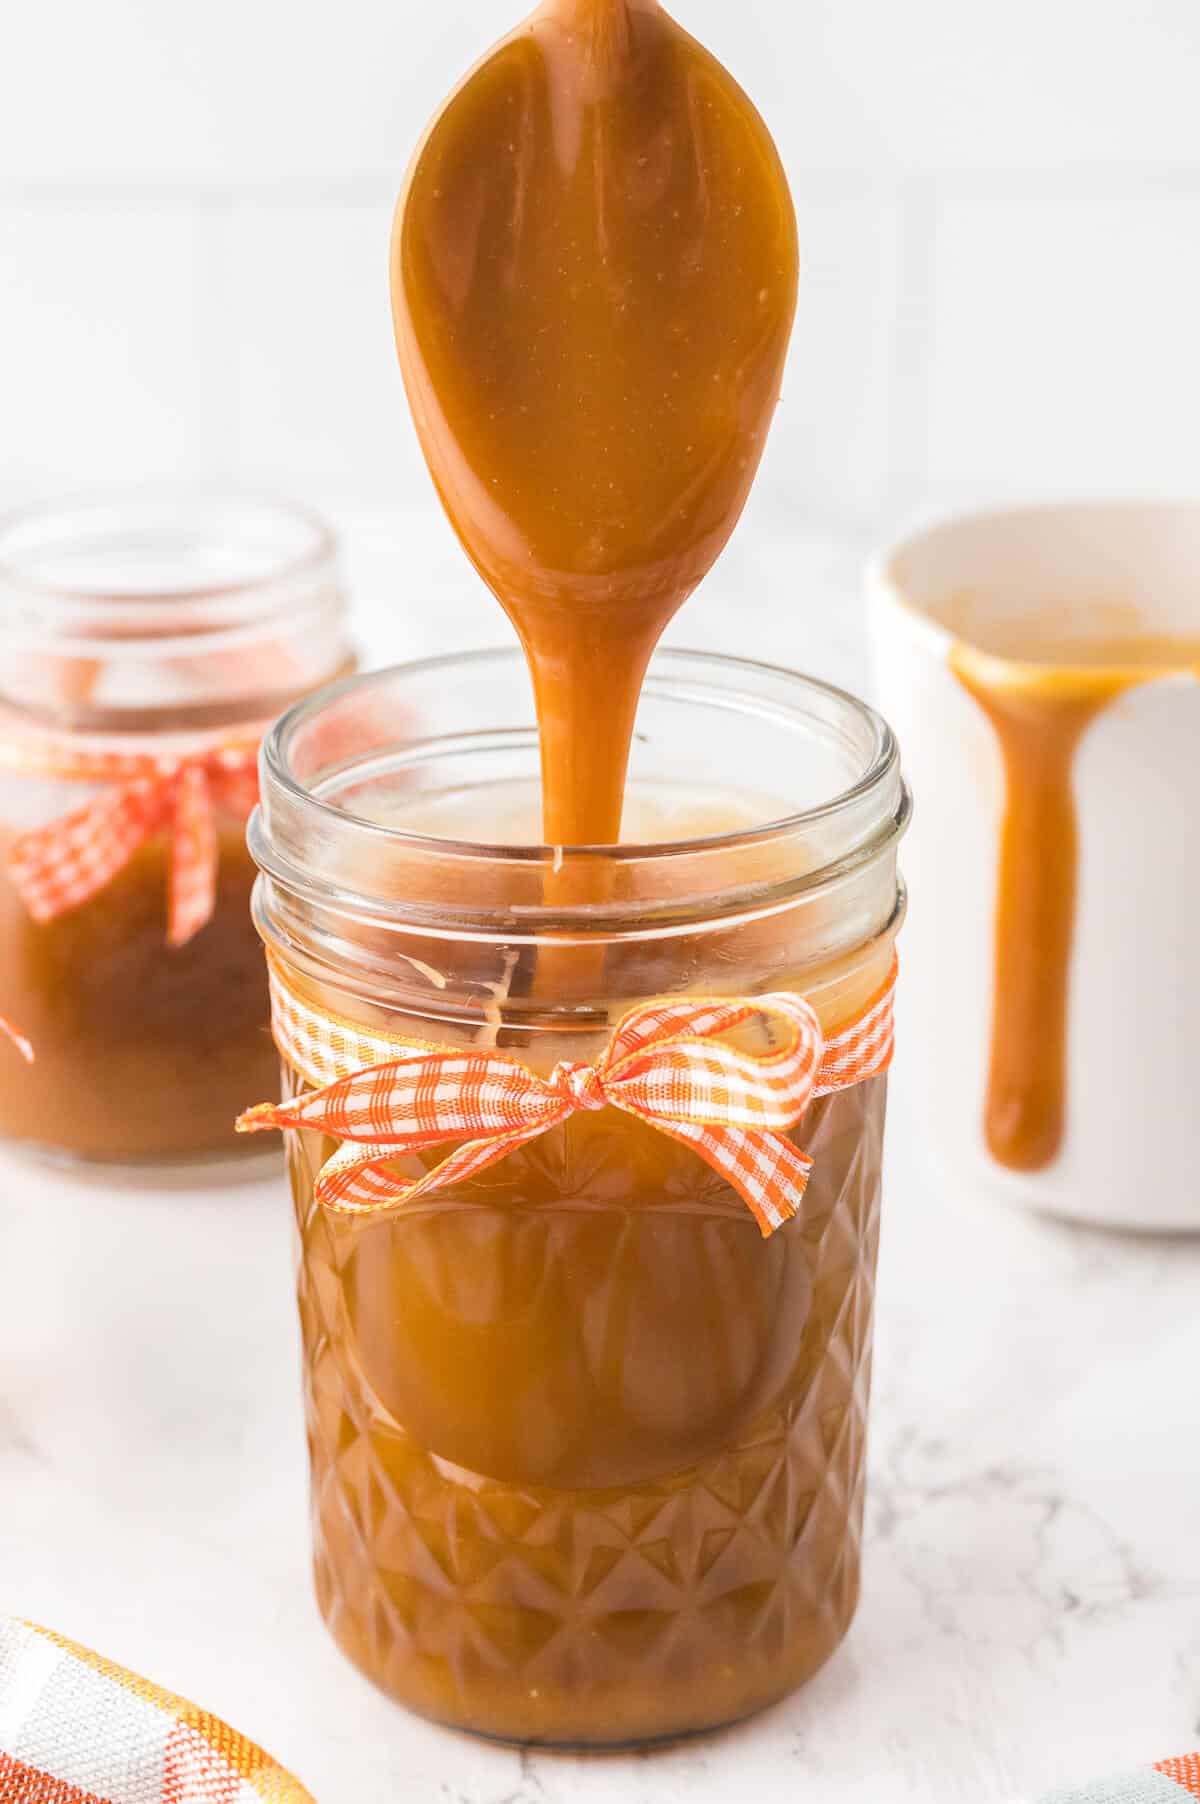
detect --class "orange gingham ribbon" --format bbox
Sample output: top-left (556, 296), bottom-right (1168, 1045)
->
top-left (0, 1617), bottom-right (313, 1803)
top-left (0, 732), bottom-right (260, 948)
top-left (238, 956), bottom-right (898, 1237)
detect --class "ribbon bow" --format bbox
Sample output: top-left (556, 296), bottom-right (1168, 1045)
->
top-left (3, 740), bottom-right (259, 948)
top-left (238, 962), bottom-right (897, 1237)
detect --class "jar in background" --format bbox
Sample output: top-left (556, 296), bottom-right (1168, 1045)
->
top-left (0, 490), bottom-right (354, 1166)
top-left (249, 648), bottom-right (908, 1745)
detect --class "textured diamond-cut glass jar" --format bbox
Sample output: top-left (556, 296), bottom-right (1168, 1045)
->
top-left (249, 648), bottom-right (908, 1745)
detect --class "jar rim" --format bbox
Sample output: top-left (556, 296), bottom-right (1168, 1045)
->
top-left (269, 645), bottom-right (897, 859)
top-left (253, 646), bottom-right (909, 943)
top-left (0, 483), bottom-right (337, 645)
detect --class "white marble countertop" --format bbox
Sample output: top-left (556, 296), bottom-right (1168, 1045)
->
top-left (2, 510), bottom-right (1197, 1803)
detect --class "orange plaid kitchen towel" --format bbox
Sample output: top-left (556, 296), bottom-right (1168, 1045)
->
top-left (1033, 1754), bottom-right (1200, 1801)
top-left (0, 1618), bottom-right (313, 1803)
top-left (239, 955), bottom-right (898, 1237)
top-left (0, 730), bottom-right (260, 948)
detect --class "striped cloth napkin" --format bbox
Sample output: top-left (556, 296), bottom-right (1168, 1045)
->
top-left (0, 1618), bottom-right (312, 1802)
top-left (0, 1613), bottom-right (1196, 1801)
top-left (1032, 1762), bottom-right (1200, 1803)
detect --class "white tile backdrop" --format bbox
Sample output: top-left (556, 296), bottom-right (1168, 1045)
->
top-left (4, 0), bottom-right (1200, 534)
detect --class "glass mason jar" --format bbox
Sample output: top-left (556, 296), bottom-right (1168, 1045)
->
top-left (0, 490), bottom-right (354, 1166)
top-left (249, 648), bottom-right (908, 1745)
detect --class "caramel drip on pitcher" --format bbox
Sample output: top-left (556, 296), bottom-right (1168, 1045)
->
top-left (391, 0), bottom-right (798, 848)
top-left (952, 634), bottom-right (1200, 1172)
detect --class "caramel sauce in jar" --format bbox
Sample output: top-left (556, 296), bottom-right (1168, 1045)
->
top-left (250, 652), bottom-right (907, 1743)
top-left (292, 1052), bottom-right (887, 1743)
top-left (0, 493), bottom-right (353, 1166)
top-left (0, 822), bottom-right (268, 1162)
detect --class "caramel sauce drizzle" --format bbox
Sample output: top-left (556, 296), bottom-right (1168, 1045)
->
top-left (952, 634), bottom-right (1200, 1171)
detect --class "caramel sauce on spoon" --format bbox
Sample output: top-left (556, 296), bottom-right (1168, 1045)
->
top-left (392, 0), bottom-right (798, 847)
